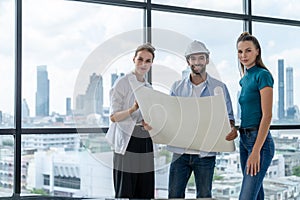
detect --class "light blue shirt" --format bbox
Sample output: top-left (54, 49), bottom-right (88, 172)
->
top-left (167, 73), bottom-right (235, 157)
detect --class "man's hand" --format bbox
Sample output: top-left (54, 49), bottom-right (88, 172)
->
top-left (226, 127), bottom-right (238, 141)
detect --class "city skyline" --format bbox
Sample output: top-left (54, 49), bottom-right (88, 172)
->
top-left (1, 0), bottom-right (300, 125)
top-left (1, 59), bottom-right (300, 127)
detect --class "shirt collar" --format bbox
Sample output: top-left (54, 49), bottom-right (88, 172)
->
top-left (186, 73), bottom-right (210, 86)
top-left (128, 72), bottom-right (151, 87)
top-left (245, 65), bottom-right (257, 74)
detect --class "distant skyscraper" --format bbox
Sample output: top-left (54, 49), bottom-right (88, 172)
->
top-left (278, 59), bottom-right (285, 120)
top-left (22, 99), bottom-right (30, 119)
top-left (0, 111), bottom-right (2, 124)
top-left (286, 67), bottom-right (294, 109)
top-left (76, 94), bottom-right (85, 111)
top-left (35, 65), bottom-right (49, 117)
top-left (286, 67), bottom-right (296, 119)
top-left (84, 73), bottom-right (103, 115)
top-left (66, 97), bottom-right (72, 116)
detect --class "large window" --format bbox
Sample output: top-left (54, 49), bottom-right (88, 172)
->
top-left (1, 0), bottom-right (300, 199)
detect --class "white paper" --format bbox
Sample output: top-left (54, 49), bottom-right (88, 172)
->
top-left (133, 85), bottom-right (235, 152)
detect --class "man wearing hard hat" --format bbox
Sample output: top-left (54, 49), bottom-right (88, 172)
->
top-left (167, 40), bottom-right (238, 198)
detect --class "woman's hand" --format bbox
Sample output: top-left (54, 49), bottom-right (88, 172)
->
top-left (247, 150), bottom-right (260, 176)
top-left (129, 100), bottom-right (139, 113)
top-left (110, 100), bottom-right (139, 122)
top-left (142, 120), bottom-right (152, 131)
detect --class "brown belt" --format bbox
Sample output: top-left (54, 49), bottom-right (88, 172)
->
top-left (238, 127), bottom-right (258, 134)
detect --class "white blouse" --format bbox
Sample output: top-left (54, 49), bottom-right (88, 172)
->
top-left (105, 73), bottom-right (151, 155)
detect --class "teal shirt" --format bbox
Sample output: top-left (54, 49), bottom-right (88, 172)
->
top-left (239, 66), bottom-right (274, 128)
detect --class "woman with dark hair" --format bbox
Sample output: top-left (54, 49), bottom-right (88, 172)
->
top-left (236, 32), bottom-right (275, 200)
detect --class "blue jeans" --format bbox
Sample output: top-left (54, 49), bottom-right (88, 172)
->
top-left (239, 130), bottom-right (275, 200)
top-left (168, 153), bottom-right (215, 198)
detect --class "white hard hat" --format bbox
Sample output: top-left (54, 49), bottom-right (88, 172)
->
top-left (185, 40), bottom-right (210, 58)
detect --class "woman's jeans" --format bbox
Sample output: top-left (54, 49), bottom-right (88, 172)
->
top-left (168, 153), bottom-right (215, 198)
top-left (239, 129), bottom-right (275, 200)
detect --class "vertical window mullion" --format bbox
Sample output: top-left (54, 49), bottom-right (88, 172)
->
top-left (14, 0), bottom-right (22, 195)
top-left (243, 0), bottom-right (252, 33)
top-left (145, 0), bottom-right (152, 84)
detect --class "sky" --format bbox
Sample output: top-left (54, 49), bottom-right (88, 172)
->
top-left (0, 0), bottom-right (300, 121)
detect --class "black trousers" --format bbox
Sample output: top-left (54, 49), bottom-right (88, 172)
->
top-left (113, 126), bottom-right (154, 199)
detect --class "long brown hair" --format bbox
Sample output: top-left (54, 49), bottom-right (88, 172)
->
top-left (237, 32), bottom-right (268, 74)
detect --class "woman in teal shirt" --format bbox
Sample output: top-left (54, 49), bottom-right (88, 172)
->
top-left (237, 32), bottom-right (275, 200)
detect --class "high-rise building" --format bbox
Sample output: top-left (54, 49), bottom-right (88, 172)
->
top-left (278, 59), bottom-right (285, 120)
top-left (76, 94), bottom-right (85, 111)
top-left (84, 73), bottom-right (103, 115)
top-left (66, 97), bottom-right (72, 116)
top-left (286, 67), bottom-right (294, 109)
top-left (22, 99), bottom-right (30, 119)
top-left (35, 65), bottom-right (49, 117)
top-left (286, 67), bottom-right (296, 119)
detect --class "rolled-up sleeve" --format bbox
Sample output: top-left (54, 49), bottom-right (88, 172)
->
top-left (223, 85), bottom-right (235, 121)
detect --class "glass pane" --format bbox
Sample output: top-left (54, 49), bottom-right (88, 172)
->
top-left (22, 0), bottom-right (143, 128)
top-left (253, 23), bottom-right (300, 125)
top-left (22, 132), bottom-right (172, 198)
top-left (152, 11), bottom-right (243, 198)
top-left (253, 0), bottom-right (300, 20)
top-left (152, 11), bottom-right (243, 125)
top-left (215, 129), bottom-right (300, 199)
top-left (21, 128), bottom-right (300, 199)
top-left (152, 0), bottom-right (243, 14)
top-left (0, 0), bottom-right (15, 128)
top-left (0, 135), bottom-right (14, 196)
top-left (21, 133), bottom-right (83, 196)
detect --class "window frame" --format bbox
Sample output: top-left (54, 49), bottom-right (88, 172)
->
top-left (0, 0), bottom-right (299, 197)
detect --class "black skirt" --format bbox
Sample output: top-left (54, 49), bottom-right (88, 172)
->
top-left (113, 125), bottom-right (154, 199)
